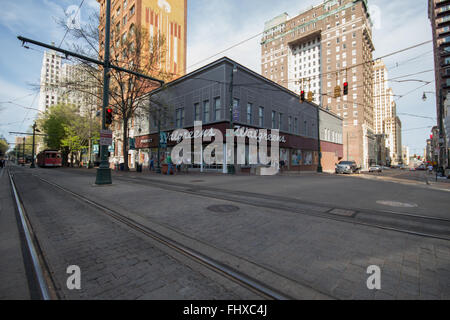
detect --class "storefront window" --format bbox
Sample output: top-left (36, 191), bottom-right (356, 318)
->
top-left (303, 150), bottom-right (313, 165)
top-left (291, 149), bottom-right (302, 166)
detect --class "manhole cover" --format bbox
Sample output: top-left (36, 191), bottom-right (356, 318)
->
top-left (329, 208), bottom-right (355, 217)
top-left (376, 200), bottom-right (418, 208)
top-left (207, 205), bottom-right (240, 213)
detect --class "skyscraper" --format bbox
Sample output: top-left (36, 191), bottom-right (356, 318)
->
top-left (38, 48), bottom-right (97, 115)
top-left (97, 0), bottom-right (187, 78)
top-left (261, 0), bottom-right (375, 168)
top-left (373, 59), bottom-right (401, 165)
top-left (38, 48), bottom-right (63, 113)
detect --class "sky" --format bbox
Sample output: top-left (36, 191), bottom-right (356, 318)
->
top-left (0, 0), bottom-right (435, 157)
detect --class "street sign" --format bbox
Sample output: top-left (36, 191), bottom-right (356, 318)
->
top-left (160, 132), bottom-right (167, 148)
top-left (100, 129), bottom-right (113, 146)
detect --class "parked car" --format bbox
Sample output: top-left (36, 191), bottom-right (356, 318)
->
top-left (335, 160), bottom-right (360, 174)
top-left (416, 164), bottom-right (426, 171)
top-left (369, 165), bottom-right (383, 173)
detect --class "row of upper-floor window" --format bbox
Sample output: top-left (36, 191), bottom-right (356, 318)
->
top-left (173, 98), bottom-right (315, 136)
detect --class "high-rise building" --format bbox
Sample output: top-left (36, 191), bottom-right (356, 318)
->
top-left (402, 145), bottom-right (409, 166)
top-left (428, 0), bottom-right (450, 171)
top-left (38, 49), bottom-right (97, 115)
top-left (97, 0), bottom-right (187, 78)
top-left (261, 0), bottom-right (375, 168)
top-left (38, 48), bottom-right (63, 113)
top-left (373, 59), bottom-right (401, 164)
top-left (394, 116), bottom-right (402, 164)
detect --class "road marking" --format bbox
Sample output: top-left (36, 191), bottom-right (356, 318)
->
top-left (376, 200), bottom-right (418, 208)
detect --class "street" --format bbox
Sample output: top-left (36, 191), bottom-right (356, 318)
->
top-left (1, 164), bottom-right (450, 300)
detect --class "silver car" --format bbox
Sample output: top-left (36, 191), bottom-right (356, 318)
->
top-left (369, 165), bottom-right (382, 173)
top-left (335, 161), bottom-right (359, 174)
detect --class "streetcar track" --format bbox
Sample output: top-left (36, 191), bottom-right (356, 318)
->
top-left (10, 167), bottom-right (306, 300)
top-left (7, 168), bottom-right (58, 300)
top-left (110, 175), bottom-right (450, 241)
top-left (29, 167), bottom-right (450, 240)
top-left (10, 166), bottom-right (450, 300)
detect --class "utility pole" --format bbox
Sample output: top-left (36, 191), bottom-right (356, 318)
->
top-left (22, 137), bottom-right (25, 166)
top-left (30, 122), bottom-right (37, 168)
top-left (18, 0), bottom-right (164, 184)
top-left (228, 64), bottom-right (237, 174)
top-left (316, 107), bottom-right (323, 173)
top-left (157, 118), bottom-right (161, 174)
top-left (95, 0), bottom-right (112, 184)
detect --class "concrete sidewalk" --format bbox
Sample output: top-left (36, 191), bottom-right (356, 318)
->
top-left (0, 167), bottom-right (32, 299)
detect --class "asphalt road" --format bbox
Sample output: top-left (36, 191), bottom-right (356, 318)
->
top-left (8, 165), bottom-right (449, 300)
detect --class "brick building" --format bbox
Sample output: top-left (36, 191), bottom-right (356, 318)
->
top-left (97, 0), bottom-right (187, 78)
top-left (261, 0), bottom-right (374, 168)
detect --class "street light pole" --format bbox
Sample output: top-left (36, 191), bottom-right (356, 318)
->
top-left (228, 64), bottom-right (237, 174)
top-left (95, 0), bottom-right (112, 185)
top-left (30, 122), bottom-right (37, 168)
top-left (22, 137), bottom-right (25, 166)
top-left (316, 107), bottom-right (323, 173)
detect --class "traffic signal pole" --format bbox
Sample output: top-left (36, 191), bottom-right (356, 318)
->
top-left (30, 122), bottom-right (37, 168)
top-left (95, 0), bottom-right (113, 185)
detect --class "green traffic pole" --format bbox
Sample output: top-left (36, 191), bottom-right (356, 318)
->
top-left (95, 0), bottom-right (112, 185)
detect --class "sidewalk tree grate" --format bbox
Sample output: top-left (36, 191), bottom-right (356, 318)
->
top-left (207, 205), bottom-right (240, 213)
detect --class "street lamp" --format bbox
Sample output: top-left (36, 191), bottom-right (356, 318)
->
top-left (422, 90), bottom-right (447, 175)
top-left (227, 63), bottom-right (238, 174)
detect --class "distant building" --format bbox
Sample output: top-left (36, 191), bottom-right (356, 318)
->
top-left (394, 116), bottom-right (402, 164)
top-left (428, 0), bottom-right (450, 171)
top-left (373, 59), bottom-right (400, 165)
top-left (38, 48), bottom-right (97, 115)
top-left (97, 0), bottom-right (187, 78)
top-left (374, 134), bottom-right (387, 166)
top-left (402, 146), bottom-right (410, 166)
top-left (261, 0), bottom-right (374, 168)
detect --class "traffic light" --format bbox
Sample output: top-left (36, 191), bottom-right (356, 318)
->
top-left (307, 91), bottom-right (313, 102)
top-left (334, 85), bottom-right (341, 98)
top-left (106, 107), bottom-right (113, 125)
top-left (343, 82), bottom-right (348, 96)
top-left (300, 90), bottom-right (305, 102)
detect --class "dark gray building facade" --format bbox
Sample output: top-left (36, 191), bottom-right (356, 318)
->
top-left (134, 57), bottom-right (342, 172)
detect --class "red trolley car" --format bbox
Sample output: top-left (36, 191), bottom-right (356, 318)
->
top-left (37, 150), bottom-right (62, 168)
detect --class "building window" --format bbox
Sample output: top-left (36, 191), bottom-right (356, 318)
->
top-left (203, 100), bottom-right (210, 123)
top-left (288, 116), bottom-right (292, 132)
top-left (176, 108), bottom-right (184, 128)
top-left (194, 103), bottom-right (201, 122)
top-left (233, 98), bottom-right (239, 121)
top-left (259, 107), bottom-right (264, 127)
top-left (246, 103), bottom-right (253, 124)
top-left (278, 113), bottom-right (282, 130)
top-left (271, 111), bottom-right (276, 129)
top-left (214, 97), bottom-right (221, 121)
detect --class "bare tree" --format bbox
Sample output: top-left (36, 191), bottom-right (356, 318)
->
top-left (55, 11), bottom-right (172, 171)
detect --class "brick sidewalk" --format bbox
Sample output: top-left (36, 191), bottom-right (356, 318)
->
top-left (11, 169), bottom-right (255, 300)
top-left (0, 167), bottom-right (32, 299)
